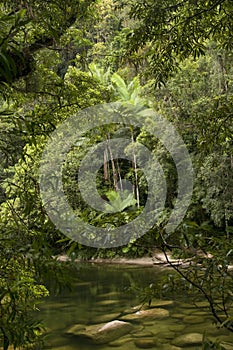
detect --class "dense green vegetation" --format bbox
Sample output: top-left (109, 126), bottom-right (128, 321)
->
top-left (0, 0), bottom-right (233, 348)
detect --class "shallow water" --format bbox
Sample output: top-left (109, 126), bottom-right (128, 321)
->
top-left (38, 263), bottom-right (233, 350)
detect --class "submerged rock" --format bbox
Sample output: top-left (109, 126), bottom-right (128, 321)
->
top-left (171, 333), bottom-right (203, 347)
top-left (125, 300), bottom-right (173, 313)
top-left (149, 300), bottom-right (174, 308)
top-left (65, 324), bottom-right (86, 334)
top-left (183, 315), bottom-right (205, 324)
top-left (120, 308), bottom-right (169, 322)
top-left (109, 336), bottom-right (133, 347)
top-left (65, 320), bottom-right (134, 344)
top-left (97, 299), bottom-right (119, 306)
top-left (221, 342), bottom-right (233, 350)
top-left (156, 331), bottom-right (175, 340)
top-left (160, 346), bottom-right (181, 350)
top-left (134, 338), bottom-right (157, 349)
top-left (132, 331), bottom-right (154, 338)
top-left (93, 312), bottom-right (121, 324)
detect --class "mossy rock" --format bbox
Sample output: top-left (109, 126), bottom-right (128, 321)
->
top-left (171, 333), bottom-right (203, 347)
top-left (120, 308), bottom-right (169, 322)
top-left (134, 338), bottom-right (157, 348)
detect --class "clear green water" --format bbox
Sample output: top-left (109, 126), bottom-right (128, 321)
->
top-left (39, 263), bottom-right (233, 350)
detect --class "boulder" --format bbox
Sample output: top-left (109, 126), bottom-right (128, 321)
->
top-left (171, 333), bottom-right (203, 347)
top-left (125, 300), bottom-right (173, 313)
top-left (66, 320), bottom-right (134, 344)
top-left (120, 308), bottom-right (169, 322)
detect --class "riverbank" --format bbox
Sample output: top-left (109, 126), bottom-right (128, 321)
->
top-left (57, 251), bottom-right (191, 267)
top-left (56, 249), bottom-right (233, 275)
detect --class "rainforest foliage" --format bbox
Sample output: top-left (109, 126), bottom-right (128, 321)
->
top-left (0, 0), bottom-right (233, 347)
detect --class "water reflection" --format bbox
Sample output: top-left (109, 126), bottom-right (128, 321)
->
top-left (39, 263), bottom-right (233, 350)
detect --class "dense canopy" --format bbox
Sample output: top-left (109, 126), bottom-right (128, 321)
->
top-left (0, 0), bottom-right (233, 348)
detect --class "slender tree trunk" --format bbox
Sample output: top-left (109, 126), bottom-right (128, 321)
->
top-left (116, 158), bottom-right (123, 191)
top-left (131, 129), bottom-right (140, 208)
top-left (103, 148), bottom-right (109, 181)
top-left (107, 134), bottom-right (118, 191)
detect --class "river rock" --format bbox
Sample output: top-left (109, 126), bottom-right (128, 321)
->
top-left (149, 300), bottom-right (174, 308)
top-left (98, 291), bottom-right (121, 298)
top-left (120, 308), bottom-right (169, 322)
top-left (156, 331), bottom-right (175, 340)
top-left (125, 300), bottom-right (173, 313)
top-left (171, 333), bottom-right (203, 347)
top-left (160, 346), bottom-right (181, 350)
top-left (172, 313), bottom-right (184, 319)
top-left (97, 299), bottom-right (119, 306)
top-left (93, 312), bottom-right (121, 324)
top-left (130, 325), bottom-right (145, 334)
top-left (53, 346), bottom-right (76, 350)
top-left (109, 336), bottom-right (133, 347)
top-left (66, 320), bottom-right (134, 344)
top-left (168, 324), bottom-right (186, 332)
top-left (183, 315), bottom-right (204, 324)
top-left (65, 324), bottom-right (86, 334)
top-left (221, 342), bottom-right (233, 350)
top-left (134, 338), bottom-right (157, 348)
top-left (181, 323), bottom-right (216, 335)
top-left (195, 301), bottom-right (210, 308)
top-left (132, 331), bottom-right (154, 338)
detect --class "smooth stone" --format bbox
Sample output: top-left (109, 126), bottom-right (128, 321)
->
top-left (217, 335), bottom-right (233, 343)
top-left (127, 300), bottom-right (173, 312)
top-left (134, 338), bottom-right (157, 348)
top-left (160, 346), bottom-right (181, 350)
top-left (156, 331), bottom-right (175, 340)
top-left (93, 313), bottom-right (121, 324)
top-left (120, 308), bottom-right (169, 322)
top-left (75, 281), bottom-right (92, 286)
top-left (65, 324), bottom-right (86, 334)
top-left (47, 334), bottom-right (69, 347)
top-left (182, 323), bottom-right (217, 335)
top-left (109, 336), bottom-right (133, 347)
top-left (172, 333), bottom-right (203, 347)
top-left (144, 321), bottom-right (176, 335)
top-left (50, 347), bottom-right (75, 350)
top-left (192, 311), bottom-right (208, 316)
top-left (180, 308), bottom-right (197, 315)
top-left (97, 300), bottom-right (119, 306)
top-left (171, 313), bottom-right (184, 319)
top-left (98, 291), bottom-right (121, 298)
top-left (66, 320), bottom-right (134, 344)
top-left (195, 301), bottom-right (210, 308)
top-left (221, 342), bottom-right (233, 350)
top-left (132, 331), bottom-right (154, 338)
top-left (149, 300), bottom-right (174, 308)
top-left (168, 324), bottom-right (186, 332)
top-left (178, 302), bottom-right (195, 309)
top-left (143, 322), bottom-right (154, 326)
top-left (183, 315), bottom-right (205, 324)
top-left (130, 325), bottom-right (145, 334)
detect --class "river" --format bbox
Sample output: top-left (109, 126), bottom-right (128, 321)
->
top-left (38, 263), bottom-right (233, 350)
